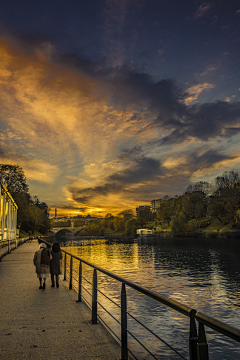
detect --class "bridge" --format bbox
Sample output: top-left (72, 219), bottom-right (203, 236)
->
top-left (50, 227), bottom-right (84, 235)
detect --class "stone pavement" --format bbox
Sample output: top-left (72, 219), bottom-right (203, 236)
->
top-left (0, 240), bottom-right (120, 360)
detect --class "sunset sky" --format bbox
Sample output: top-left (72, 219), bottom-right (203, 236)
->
top-left (0, 1), bottom-right (240, 217)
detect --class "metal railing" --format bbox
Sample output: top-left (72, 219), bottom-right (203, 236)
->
top-left (42, 240), bottom-right (240, 360)
top-left (0, 237), bottom-right (29, 260)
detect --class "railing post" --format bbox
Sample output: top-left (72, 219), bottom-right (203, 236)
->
top-left (63, 252), bottom-right (66, 280)
top-left (91, 268), bottom-right (98, 324)
top-left (198, 322), bottom-right (209, 360)
top-left (69, 256), bottom-right (73, 289)
top-left (8, 240), bottom-right (10, 253)
top-left (121, 283), bottom-right (128, 360)
top-left (77, 261), bottom-right (82, 302)
top-left (189, 309), bottom-right (198, 360)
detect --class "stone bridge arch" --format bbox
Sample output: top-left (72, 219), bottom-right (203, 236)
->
top-left (51, 227), bottom-right (83, 236)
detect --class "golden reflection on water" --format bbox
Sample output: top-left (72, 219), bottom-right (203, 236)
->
top-left (64, 239), bottom-right (140, 272)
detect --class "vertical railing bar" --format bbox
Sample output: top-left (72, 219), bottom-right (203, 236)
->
top-left (69, 256), bottom-right (73, 289)
top-left (77, 261), bottom-right (82, 302)
top-left (189, 309), bottom-right (198, 360)
top-left (63, 252), bottom-right (67, 280)
top-left (121, 283), bottom-right (128, 360)
top-left (91, 268), bottom-right (98, 324)
top-left (198, 322), bottom-right (209, 360)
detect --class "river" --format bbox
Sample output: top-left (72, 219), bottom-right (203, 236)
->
top-left (60, 236), bottom-right (240, 359)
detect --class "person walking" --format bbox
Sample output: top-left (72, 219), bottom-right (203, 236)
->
top-left (50, 242), bottom-right (62, 288)
top-left (33, 243), bottom-right (51, 290)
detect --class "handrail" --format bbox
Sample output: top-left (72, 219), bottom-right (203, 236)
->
top-left (62, 249), bottom-right (194, 317)
top-left (42, 238), bottom-right (240, 359)
top-left (58, 247), bottom-right (240, 341)
top-left (195, 312), bottom-right (240, 342)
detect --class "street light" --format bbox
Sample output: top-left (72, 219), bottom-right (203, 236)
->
top-left (18, 223), bottom-right (21, 239)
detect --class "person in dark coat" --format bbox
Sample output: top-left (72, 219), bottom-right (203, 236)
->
top-left (50, 242), bottom-right (62, 288)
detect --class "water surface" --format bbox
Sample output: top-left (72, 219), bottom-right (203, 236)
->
top-left (62, 237), bottom-right (240, 359)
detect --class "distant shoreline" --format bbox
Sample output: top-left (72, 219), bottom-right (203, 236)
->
top-left (44, 228), bottom-right (240, 243)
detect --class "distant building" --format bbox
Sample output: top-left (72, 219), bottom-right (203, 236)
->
top-left (137, 229), bottom-right (155, 236)
top-left (85, 215), bottom-right (98, 220)
top-left (150, 199), bottom-right (161, 213)
top-left (136, 206), bottom-right (151, 218)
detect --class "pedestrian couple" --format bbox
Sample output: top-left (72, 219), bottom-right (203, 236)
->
top-left (33, 242), bottom-right (62, 290)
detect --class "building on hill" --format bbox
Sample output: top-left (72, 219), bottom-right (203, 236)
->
top-left (150, 199), bottom-right (162, 213)
top-left (136, 206), bottom-right (151, 218)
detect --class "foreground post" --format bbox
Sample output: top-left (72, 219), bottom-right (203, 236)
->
top-left (198, 322), bottom-right (209, 360)
top-left (77, 261), bottom-right (82, 302)
top-left (63, 252), bottom-right (66, 280)
top-left (189, 309), bottom-right (198, 360)
top-left (91, 268), bottom-right (98, 324)
top-left (69, 256), bottom-right (73, 289)
top-left (121, 283), bottom-right (128, 360)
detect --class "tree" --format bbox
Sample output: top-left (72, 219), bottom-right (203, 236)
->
top-left (186, 181), bottom-right (215, 196)
top-left (114, 217), bottom-right (124, 231)
top-left (0, 164), bottom-right (51, 234)
top-left (104, 213), bottom-right (114, 227)
top-left (28, 206), bottom-right (44, 233)
top-left (99, 227), bottom-right (105, 236)
top-left (132, 225), bottom-right (137, 235)
top-left (207, 197), bottom-right (227, 224)
top-left (157, 198), bottom-right (175, 225)
top-left (170, 212), bottom-right (187, 235)
top-left (206, 170), bottom-right (240, 224)
top-left (125, 219), bottom-right (133, 236)
top-left (105, 213), bottom-right (113, 218)
top-left (215, 170), bottom-right (240, 189)
top-left (0, 165), bottom-right (29, 193)
top-left (117, 209), bottom-right (134, 217)
top-left (182, 192), bottom-right (206, 220)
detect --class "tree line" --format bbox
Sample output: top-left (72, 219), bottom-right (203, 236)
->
top-left (53, 169), bottom-right (240, 237)
top-left (0, 165), bottom-right (51, 235)
top-left (157, 170), bottom-right (240, 235)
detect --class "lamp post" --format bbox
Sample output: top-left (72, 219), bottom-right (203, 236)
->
top-left (18, 223), bottom-right (21, 239)
top-left (71, 221), bottom-right (74, 245)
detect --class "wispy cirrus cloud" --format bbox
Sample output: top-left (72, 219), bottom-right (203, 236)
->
top-left (194, 3), bottom-right (211, 18)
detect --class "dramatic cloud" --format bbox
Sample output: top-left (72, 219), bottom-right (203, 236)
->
top-left (1, 33), bottom-right (240, 215)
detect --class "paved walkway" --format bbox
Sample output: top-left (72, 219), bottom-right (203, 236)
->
top-left (0, 240), bottom-right (120, 360)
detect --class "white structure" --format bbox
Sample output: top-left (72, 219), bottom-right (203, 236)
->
top-left (0, 181), bottom-right (18, 241)
top-left (137, 229), bottom-right (154, 236)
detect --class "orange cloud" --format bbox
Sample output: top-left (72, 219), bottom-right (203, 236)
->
top-left (184, 83), bottom-right (215, 104)
top-left (0, 36), bottom-right (156, 212)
